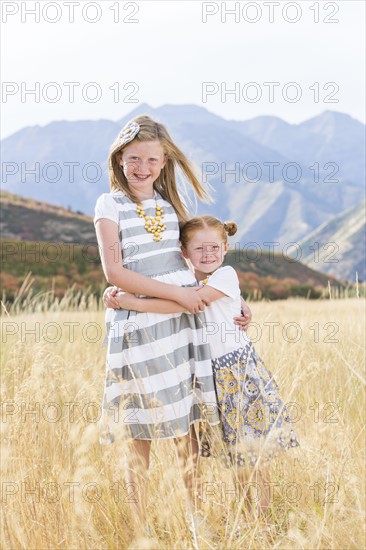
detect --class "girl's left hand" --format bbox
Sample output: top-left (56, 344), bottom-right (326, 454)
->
top-left (234, 300), bottom-right (252, 331)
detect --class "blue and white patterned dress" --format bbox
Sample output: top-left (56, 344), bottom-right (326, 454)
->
top-left (94, 190), bottom-right (220, 442)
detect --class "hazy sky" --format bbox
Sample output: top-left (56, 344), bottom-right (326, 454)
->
top-left (1, 0), bottom-right (365, 138)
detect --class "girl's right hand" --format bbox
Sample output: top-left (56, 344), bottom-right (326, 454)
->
top-left (103, 286), bottom-right (120, 309)
top-left (175, 287), bottom-right (207, 314)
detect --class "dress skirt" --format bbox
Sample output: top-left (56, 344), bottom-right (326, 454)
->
top-left (200, 342), bottom-right (300, 467)
top-left (100, 268), bottom-right (220, 443)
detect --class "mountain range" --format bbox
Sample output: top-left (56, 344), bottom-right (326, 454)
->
top-left (1, 103), bottom-right (364, 280)
top-left (299, 200), bottom-right (365, 282)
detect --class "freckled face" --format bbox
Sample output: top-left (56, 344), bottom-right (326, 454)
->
top-left (120, 140), bottom-right (166, 196)
top-left (182, 228), bottom-right (229, 274)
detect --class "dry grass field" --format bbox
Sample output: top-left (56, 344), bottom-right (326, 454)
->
top-left (1, 297), bottom-right (365, 549)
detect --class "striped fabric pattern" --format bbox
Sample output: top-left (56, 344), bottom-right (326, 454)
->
top-left (94, 191), bottom-right (220, 441)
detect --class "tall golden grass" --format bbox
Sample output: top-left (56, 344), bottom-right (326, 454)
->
top-left (1, 295), bottom-right (365, 549)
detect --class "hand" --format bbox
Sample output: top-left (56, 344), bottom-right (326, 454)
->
top-left (103, 286), bottom-right (120, 309)
top-left (194, 286), bottom-right (211, 306)
top-left (234, 300), bottom-right (252, 331)
top-left (116, 291), bottom-right (138, 311)
top-left (176, 287), bottom-right (207, 314)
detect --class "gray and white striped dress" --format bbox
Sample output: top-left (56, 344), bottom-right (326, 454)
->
top-left (94, 190), bottom-right (220, 442)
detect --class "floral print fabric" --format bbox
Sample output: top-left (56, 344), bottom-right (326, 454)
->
top-left (200, 342), bottom-right (300, 468)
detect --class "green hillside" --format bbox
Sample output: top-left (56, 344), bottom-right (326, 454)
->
top-left (0, 240), bottom-right (104, 301)
top-left (224, 248), bottom-right (335, 285)
top-left (223, 249), bottom-right (341, 299)
top-left (0, 192), bottom-right (346, 302)
top-left (1, 239), bottom-right (344, 303)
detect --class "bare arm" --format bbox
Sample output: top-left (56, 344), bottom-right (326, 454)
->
top-left (197, 287), bottom-right (252, 331)
top-left (114, 283), bottom-right (225, 314)
top-left (194, 285), bottom-right (226, 303)
top-left (116, 292), bottom-right (186, 314)
top-left (95, 218), bottom-right (207, 313)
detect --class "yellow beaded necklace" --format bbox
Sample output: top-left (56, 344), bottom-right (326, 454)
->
top-left (136, 200), bottom-right (166, 242)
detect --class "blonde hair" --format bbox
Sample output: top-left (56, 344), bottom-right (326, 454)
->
top-left (108, 115), bottom-right (210, 222)
top-left (179, 215), bottom-right (237, 248)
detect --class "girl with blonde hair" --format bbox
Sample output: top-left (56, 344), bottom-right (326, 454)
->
top-left (94, 116), bottom-right (249, 537)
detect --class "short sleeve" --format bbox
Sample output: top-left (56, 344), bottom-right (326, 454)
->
top-left (205, 266), bottom-right (240, 299)
top-left (94, 193), bottom-right (119, 225)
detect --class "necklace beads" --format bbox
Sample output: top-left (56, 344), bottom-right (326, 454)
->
top-left (136, 202), bottom-right (166, 242)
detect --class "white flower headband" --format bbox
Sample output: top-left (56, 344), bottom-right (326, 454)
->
top-left (118, 121), bottom-right (140, 146)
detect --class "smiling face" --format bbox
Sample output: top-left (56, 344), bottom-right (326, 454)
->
top-left (182, 227), bottom-right (229, 276)
top-left (119, 140), bottom-right (166, 200)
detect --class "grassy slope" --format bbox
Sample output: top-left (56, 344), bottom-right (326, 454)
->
top-left (0, 190), bottom-right (95, 243)
top-left (223, 249), bottom-right (337, 286)
top-left (1, 192), bottom-right (344, 300)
